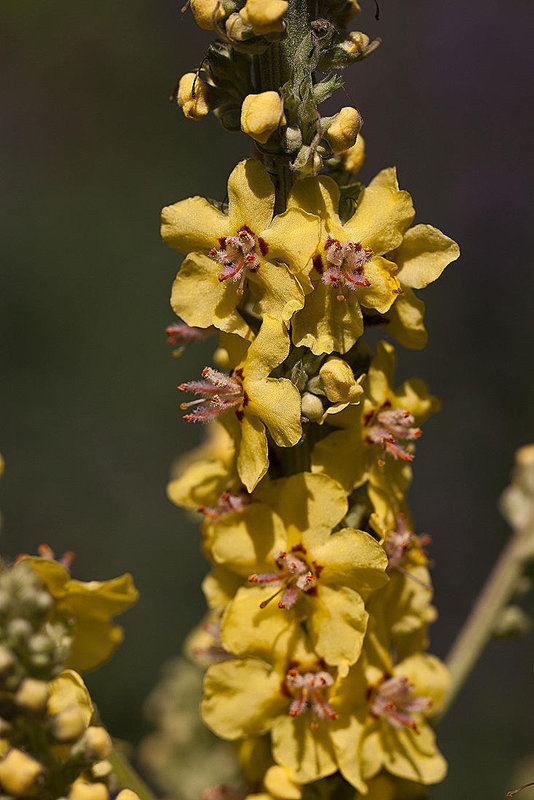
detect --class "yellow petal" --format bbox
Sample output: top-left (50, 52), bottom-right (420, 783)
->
top-left (220, 586), bottom-right (300, 664)
top-left (207, 505), bottom-right (287, 576)
top-left (306, 584), bottom-right (368, 670)
top-left (287, 176), bottom-right (342, 237)
top-left (171, 253), bottom-right (252, 338)
top-left (394, 224), bottom-right (460, 289)
top-left (254, 473), bottom-right (348, 548)
top-left (395, 654), bottom-right (450, 716)
top-left (271, 715), bottom-right (337, 783)
top-left (344, 168), bottom-right (414, 255)
top-left (202, 567), bottom-right (243, 609)
top-left (263, 765), bottom-right (302, 800)
top-left (312, 428), bottom-right (367, 493)
top-left (249, 260), bottom-right (305, 323)
top-left (313, 529), bottom-right (388, 598)
top-left (359, 256), bottom-right (401, 315)
top-left (387, 288), bottom-right (428, 350)
top-left (380, 725), bottom-right (447, 785)
top-left (291, 281), bottom-right (363, 355)
top-left (242, 315), bottom-right (291, 381)
top-left (48, 669), bottom-right (93, 725)
top-left (330, 714), bottom-right (367, 793)
top-left (261, 208), bottom-right (321, 275)
top-left (201, 659), bottom-right (286, 739)
top-left (161, 197), bottom-right (228, 253)
top-left (237, 413), bottom-right (269, 492)
top-left (247, 377), bottom-right (302, 447)
top-left (227, 161), bottom-right (275, 234)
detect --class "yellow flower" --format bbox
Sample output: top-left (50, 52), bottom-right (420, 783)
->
top-left (162, 160), bottom-right (320, 336)
top-left (334, 650), bottom-right (449, 791)
top-left (240, 0), bottom-right (288, 35)
top-left (386, 221), bottom-right (460, 349)
top-left (177, 73), bottom-right (212, 120)
top-left (241, 92), bottom-right (285, 144)
top-left (190, 0), bottom-right (224, 30)
top-left (179, 316), bottom-right (302, 492)
top-left (288, 169), bottom-right (414, 354)
top-left (24, 557), bottom-right (138, 673)
top-left (312, 341), bottom-right (439, 518)
top-left (327, 108), bottom-right (362, 154)
top-left (203, 472), bottom-right (387, 671)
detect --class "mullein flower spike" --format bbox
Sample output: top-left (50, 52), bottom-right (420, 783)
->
top-left (164, 1), bottom-right (459, 798)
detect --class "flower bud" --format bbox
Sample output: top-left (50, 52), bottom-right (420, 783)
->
top-left (190, 0), bottom-right (224, 30)
top-left (493, 605), bottom-right (532, 639)
top-left (320, 357), bottom-right (364, 411)
top-left (225, 12), bottom-right (253, 42)
top-left (81, 727), bottom-right (113, 761)
top-left (264, 765), bottom-right (302, 799)
top-left (327, 107), bottom-right (362, 154)
top-left (0, 749), bottom-right (43, 796)
top-left (177, 73), bottom-right (212, 121)
top-left (50, 704), bottom-right (88, 743)
top-left (91, 761), bottom-right (112, 780)
top-left (241, 91), bottom-right (284, 144)
top-left (0, 644), bottom-right (15, 675)
top-left (116, 791), bottom-right (141, 800)
top-left (14, 678), bottom-right (49, 713)
top-left (341, 135), bottom-right (365, 175)
top-left (301, 393), bottom-right (324, 422)
top-left (239, 0), bottom-right (288, 35)
top-left (69, 780), bottom-right (109, 800)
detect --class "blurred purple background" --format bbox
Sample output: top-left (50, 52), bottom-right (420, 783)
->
top-left (1, 1), bottom-right (533, 795)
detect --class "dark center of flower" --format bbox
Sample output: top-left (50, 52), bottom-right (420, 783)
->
top-left (370, 674), bottom-right (432, 733)
top-left (285, 667), bottom-right (337, 729)
top-left (248, 549), bottom-right (317, 609)
top-left (321, 236), bottom-right (373, 301)
top-left (209, 226), bottom-right (267, 296)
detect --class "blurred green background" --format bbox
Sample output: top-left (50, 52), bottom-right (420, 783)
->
top-left (1, 1), bottom-right (533, 796)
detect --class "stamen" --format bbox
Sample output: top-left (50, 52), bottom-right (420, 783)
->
top-left (322, 237), bottom-right (373, 297)
top-left (367, 408), bottom-right (422, 463)
top-left (370, 675), bottom-right (432, 733)
top-left (165, 322), bottom-right (214, 357)
top-left (179, 367), bottom-right (244, 423)
top-left (209, 227), bottom-right (262, 294)
top-left (285, 668), bottom-right (336, 727)
top-left (198, 489), bottom-right (250, 519)
top-left (248, 549), bottom-right (317, 609)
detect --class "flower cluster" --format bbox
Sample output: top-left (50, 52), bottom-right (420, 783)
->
top-left (163, 2), bottom-right (459, 799)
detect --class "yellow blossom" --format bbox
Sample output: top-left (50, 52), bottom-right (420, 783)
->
top-left (288, 169), bottom-right (414, 354)
top-left (24, 557), bottom-right (138, 673)
top-left (177, 73), bottom-right (212, 120)
top-left (327, 108), bottom-right (362, 154)
top-left (241, 92), bottom-right (285, 144)
top-left (240, 0), bottom-right (288, 35)
top-left (179, 316), bottom-right (302, 492)
top-left (162, 160), bottom-right (320, 335)
top-left (312, 341), bottom-right (439, 519)
top-left (203, 472), bottom-right (388, 671)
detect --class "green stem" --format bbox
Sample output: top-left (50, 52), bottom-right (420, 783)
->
top-left (257, 0), bottom-right (313, 212)
top-left (109, 745), bottom-right (158, 800)
top-left (438, 516), bottom-right (534, 721)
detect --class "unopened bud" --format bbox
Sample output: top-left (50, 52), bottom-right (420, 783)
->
top-left (0, 645), bottom-right (15, 675)
top-left (116, 791), bottom-right (141, 800)
top-left (320, 357), bottom-right (363, 404)
top-left (190, 0), bottom-right (225, 30)
top-left (342, 135), bottom-right (365, 175)
top-left (327, 107), bottom-right (362, 153)
top-left (239, 0), bottom-right (288, 35)
top-left (225, 12), bottom-right (253, 42)
top-left (7, 618), bottom-right (33, 642)
top-left (0, 749), bottom-right (43, 796)
top-left (14, 678), bottom-right (49, 713)
top-left (81, 727), bottom-right (113, 761)
top-left (282, 126), bottom-right (302, 153)
top-left (493, 605), bottom-right (532, 639)
top-left (241, 91), bottom-right (284, 144)
top-left (69, 780), bottom-right (109, 800)
top-left (50, 704), bottom-right (88, 743)
top-left (91, 761), bottom-right (112, 780)
top-left (177, 73), bottom-right (212, 120)
top-left (301, 393), bottom-right (324, 422)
